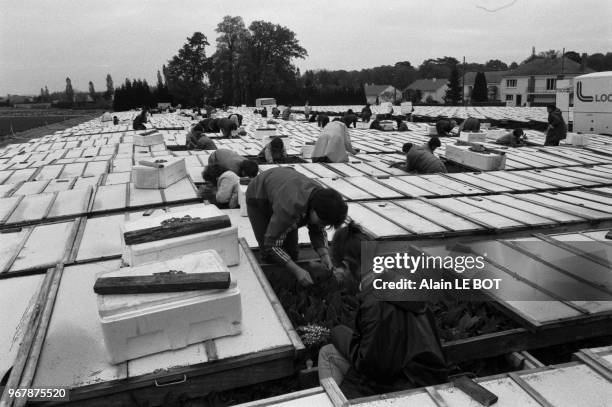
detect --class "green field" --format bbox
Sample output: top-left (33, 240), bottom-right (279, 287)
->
top-left (0, 115), bottom-right (72, 136)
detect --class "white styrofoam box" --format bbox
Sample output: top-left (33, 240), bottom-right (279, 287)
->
top-left (400, 102), bottom-right (413, 115)
top-left (486, 129), bottom-right (507, 141)
top-left (380, 120), bottom-right (395, 131)
top-left (121, 206), bottom-right (239, 266)
top-left (133, 132), bottom-right (164, 147)
top-left (566, 133), bottom-right (591, 146)
top-left (132, 158), bottom-right (187, 189)
top-left (459, 132), bottom-right (487, 143)
top-left (255, 128), bottom-right (277, 140)
top-left (238, 184), bottom-right (248, 217)
top-left (302, 144), bottom-right (315, 159)
top-left (446, 144), bottom-right (506, 171)
top-left (98, 250), bottom-right (242, 363)
top-left (427, 125), bottom-right (438, 136)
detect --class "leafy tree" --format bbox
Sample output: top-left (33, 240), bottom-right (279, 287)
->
top-left (484, 59), bottom-right (508, 71)
top-left (586, 52), bottom-right (612, 71)
top-left (65, 77), bottom-right (74, 102)
top-left (166, 32), bottom-right (211, 106)
top-left (563, 51), bottom-right (581, 64)
top-left (44, 86), bottom-right (49, 99)
top-left (538, 49), bottom-right (560, 59)
top-left (471, 72), bottom-right (488, 102)
top-left (418, 57), bottom-right (459, 79)
top-left (105, 74), bottom-right (114, 100)
top-left (88, 81), bottom-right (96, 101)
top-left (444, 66), bottom-right (462, 105)
top-left (509, 61), bottom-right (518, 70)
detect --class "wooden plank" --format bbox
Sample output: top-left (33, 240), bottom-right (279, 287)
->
top-left (346, 162), bottom-right (391, 177)
top-left (325, 163), bottom-right (364, 177)
top-left (123, 215), bottom-right (231, 245)
top-left (0, 227), bottom-right (31, 272)
top-left (75, 214), bottom-right (125, 262)
top-left (446, 172), bottom-right (511, 193)
top-left (490, 170), bottom-right (555, 190)
top-left (234, 388), bottom-right (333, 407)
top-left (540, 191), bottom-right (612, 214)
top-left (316, 177), bottom-right (374, 200)
top-left (362, 201), bottom-right (447, 235)
top-left (5, 193), bottom-right (56, 224)
top-left (549, 167), bottom-right (612, 184)
top-left (92, 183), bottom-right (127, 212)
top-left (395, 199), bottom-right (483, 233)
top-left (32, 260), bottom-right (128, 388)
top-left (430, 197), bottom-right (524, 229)
top-left (47, 187), bottom-right (93, 218)
top-left (9, 221), bottom-right (76, 273)
top-left (93, 272), bottom-right (231, 294)
top-left (299, 164), bottom-right (339, 178)
top-left (476, 172), bottom-right (534, 191)
top-left (519, 170), bottom-right (579, 188)
top-left (347, 203), bottom-right (411, 238)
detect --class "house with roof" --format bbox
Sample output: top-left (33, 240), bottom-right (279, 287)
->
top-left (463, 71), bottom-right (509, 103)
top-left (500, 57), bottom-right (592, 107)
top-left (363, 84), bottom-right (399, 105)
top-left (404, 78), bottom-right (448, 104)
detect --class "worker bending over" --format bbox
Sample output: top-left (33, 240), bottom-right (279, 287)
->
top-left (186, 124), bottom-right (217, 150)
top-left (246, 167), bottom-right (347, 286)
top-left (132, 108), bottom-right (148, 130)
top-left (202, 164), bottom-right (240, 209)
top-left (496, 128), bottom-right (527, 147)
top-left (318, 221), bottom-right (448, 398)
top-left (207, 149), bottom-right (259, 178)
top-left (545, 104), bottom-right (567, 146)
top-left (435, 119), bottom-right (457, 137)
top-left (342, 109), bottom-right (358, 128)
top-left (391, 138), bottom-right (447, 174)
top-left (259, 137), bottom-right (288, 164)
top-left (312, 121), bottom-right (360, 163)
top-left (457, 117), bottom-right (480, 135)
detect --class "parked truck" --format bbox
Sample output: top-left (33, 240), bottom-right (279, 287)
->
top-left (573, 71), bottom-right (612, 134)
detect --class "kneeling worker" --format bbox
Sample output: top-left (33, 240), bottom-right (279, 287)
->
top-left (391, 138), bottom-right (447, 174)
top-left (259, 137), bottom-right (288, 164)
top-left (246, 167), bottom-right (347, 286)
top-left (186, 124), bottom-right (217, 150)
top-left (202, 164), bottom-right (240, 209)
top-left (496, 128), bottom-right (526, 147)
top-left (208, 148), bottom-right (259, 178)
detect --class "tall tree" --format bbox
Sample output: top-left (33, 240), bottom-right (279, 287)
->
top-left (212, 16), bottom-right (249, 105)
top-left (166, 32), bottom-right (211, 106)
top-left (484, 59), bottom-right (508, 71)
top-left (44, 86), bottom-right (49, 98)
top-left (242, 20), bottom-right (307, 104)
top-left (65, 77), bottom-right (74, 102)
top-left (471, 72), bottom-right (488, 102)
top-left (105, 74), bottom-right (114, 100)
top-left (563, 51), bottom-right (581, 64)
top-left (444, 66), bottom-right (462, 105)
top-left (88, 81), bottom-right (96, 101)
top-left (509, 61), bottom-right (518, 70)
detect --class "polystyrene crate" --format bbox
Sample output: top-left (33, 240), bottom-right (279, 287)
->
top-left (121, 206), bottom-right (240, 267)
top-left (133, 132), bottom-right (164, 147)
top-left (446, 144), bottom-right (506, 171)
top-left (459, 132), bottom-right (487, 143)
top-left (566, 133), bottom-right (591, 146)
top-left (132, 158), bottom-right (187, 189)
top-left (98, 250), bottom-right (242, 364)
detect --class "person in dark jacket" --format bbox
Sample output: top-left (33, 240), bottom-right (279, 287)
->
top-left (228, 113), bottom-right (243, 126)
top-left (317, 113), bottom-right (330, 128)
top-left (435, 119), bottom-right (457, 137)
top-left (217, 117), bottom-right (238, 138)
top-left (259, 137), bottom-right (288, 164)
top-left (342, 109), bottom-right (358, 128)
top-left (246, 167), bottom-right (347, 286)
top-left (457, 117), bottom-right (480, 135)
top-left (361, 104), bottom-right (372, 123)
top-left (496, 128), bottom-right (527, 147)
top-left (318, 222), bottom-right (448, 398)
top-left (369, 118), bottom-right (383, 130)
top-left (281, 105), bottom-right (292, 120)
top-left (309, 112), bottom-right (318, 122)
top-left (208, 149), bottom-right (259, 177)
top-left (132, 108), bottom-right (148, 130)
top-left (186, 124), bottom-right (217, 150)
top-left (272, 106), bottom-right (280, 119)
top-left (113, 116), bottom-right (119, 125)
top-left (261, 106), bottom-right (268, 118)
top-left (545, 104), bottom-right (567, 146)
top-left (198, 117), bottom-right (219, 133)
top-left (396, 118), bottom-right (410, 131)
top-left (391, 139), bottom-right (446, 174)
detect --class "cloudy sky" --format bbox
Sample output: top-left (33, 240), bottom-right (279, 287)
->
top-left (1, 0), bottom-right (610, 95)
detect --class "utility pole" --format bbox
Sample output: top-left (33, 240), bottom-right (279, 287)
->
top-left (561, 47), bottom-right (565, 76)
top-left (462, 56), bottom-right (466, 105)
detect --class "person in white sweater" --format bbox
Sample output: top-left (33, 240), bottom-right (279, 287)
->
top-left (202, 164), bottom-right (240, 208)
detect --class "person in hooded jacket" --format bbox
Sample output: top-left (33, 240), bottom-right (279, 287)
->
top-left (361, 104), bottom-right (372, 123)
top-left (544, 104), bottom-right (567, 146)
top-left (318, 221), bottom-right (448, 398)
top-left (311, 121), bottom-right (360, 163)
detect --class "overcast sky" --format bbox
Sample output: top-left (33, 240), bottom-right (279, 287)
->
top-left (1, 0), bottom-right (610, 95)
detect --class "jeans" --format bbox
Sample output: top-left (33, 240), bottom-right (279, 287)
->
top-left (318, 344), bottom-right (351, 387)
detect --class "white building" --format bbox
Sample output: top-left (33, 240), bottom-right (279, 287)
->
top-left (404, 78), bottom-right (448, 104)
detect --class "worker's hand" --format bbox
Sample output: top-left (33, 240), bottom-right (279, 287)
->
top-left (320, 254), bottom-right (334, 271)
top-left (294, 266), bottom-right (314, 287)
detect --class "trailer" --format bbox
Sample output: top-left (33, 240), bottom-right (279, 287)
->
top-left (573, 71), bottom-right (612, 134)
top-left (255, 98), bottom-right (276, 108)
